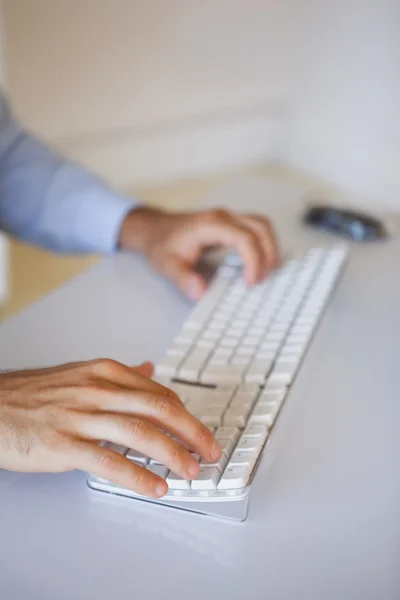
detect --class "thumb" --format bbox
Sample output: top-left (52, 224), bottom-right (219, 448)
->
top-left (133, 361), bottom-right (154, 378)
top-left (161, 255), bottom-right (206, 300)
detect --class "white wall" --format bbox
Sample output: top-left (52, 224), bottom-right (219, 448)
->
top-left (286, 0), bottom-right (400, 209)
top-left (3, 0), bottom-right (293, 187)
top-left (2, 0), bottom-right (399, 208)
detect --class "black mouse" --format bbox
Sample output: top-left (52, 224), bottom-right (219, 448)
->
top-left (303, 205), bottom-right (388, 242)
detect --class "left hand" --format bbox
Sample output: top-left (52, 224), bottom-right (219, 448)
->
top-left (118, 206), bottom-right (280, 300)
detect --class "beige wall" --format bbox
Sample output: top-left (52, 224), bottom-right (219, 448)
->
top-left (287, 0), bottom-right (400, 210)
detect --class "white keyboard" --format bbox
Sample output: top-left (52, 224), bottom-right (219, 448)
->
top-left (88, 245), bottom-right (348, 509)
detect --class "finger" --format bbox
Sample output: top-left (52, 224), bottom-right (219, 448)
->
top-left (76, 389), bottom-right (218, 460)
top-left (69, 439), bottom-right (168, 498)
top-left (85, 359), bottom-right (183, 404)
top-left (133, 362), bottom-right (154, 378)
top-left (192, 217), bottom-right (266, 284)
top-left (73, 413), bottom-right (206, 480)
top-left (154, 253), bottom-right (207, 301)
top-left (240, 215), bottom-right (280, 275)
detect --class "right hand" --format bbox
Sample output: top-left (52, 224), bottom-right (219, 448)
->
top-left (0, 359), bottom-right (220, 498)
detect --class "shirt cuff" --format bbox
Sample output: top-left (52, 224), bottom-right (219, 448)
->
top-left (73, 187), bottom-right (138, 254)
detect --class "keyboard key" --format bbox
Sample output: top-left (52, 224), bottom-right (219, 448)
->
top-left (217, 466), bottom-right (249, 490)
top-left (178, 348), bottom-right (212, 380)
top-left (208, 319), bottom-right (228, 330)
top-left (229, 392), bottom-right (256, 409)
top-left (197, 339), bottom-right (215, 349)
top-left (103, 442), bottom-right (127, 455)
top-left (126, 450), bottom-right (149, 465)
top-left (228, 450), bottom-right (255, 467)
top-left (201, 329), bottom-right (221, 340)
top-left (214, 347), bottom-right (234, 358)
top-left (155, 353), bottom-right (185, 377)
top-left (212, 389), bottom-right (236, 407)
top-left (215, 426), bottom-right (240, 440)
top-left (200, 454), bottom-right (228, 471)
top-left (223, 406), bottom-right (251, 427)
top-left (201, 365), bottom-right (246, 384)
top-left (225, 327), bottom-right (245, 337)
top-left (242, 425), bottom-right (268, 439)
top-left (248, 402), bottom-right (279, 426)
top-left (245, 359), bottom-right (273, 383)
top-left (231, 356), bottom-right (251, 366)
top-left (236, 434), bottom-right (264, 452)
top-left (214, 437), bottom-right (236, 457)
top-left (195, 406), bottom-right (225, 428)
top-left (147, 464), bottom-right (169, 479)
top-left (220, 337), bottom-right (240, 348)
top-left (191, 466), bottom-right (221, 490)
top-left (236, 346), bottom-right (256, 357)
top-left (166, 472), bottom-right (191, 490)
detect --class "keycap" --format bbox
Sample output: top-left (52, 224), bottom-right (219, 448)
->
top-left (242, 425), bottom-right (268, 439)
top-left (231, 356), bottom-right (252, 366)
top-left (212, 389), bottom-right (236, 407)
top-left (166, 472), bottom-right (191, 490)
top-left (225, 327), bottom-right (245, 337)
top-left (103, 442), bottom-right (127, 455)
top-left (214, 347), bottom-right (234, 358)
top-left (229, 392), bottom-right (256, 409)
top-left (195, 406), bottom-right (225, 428)
top-left (201, 365), bottom-right (246, 384)
top-left (178, 348), bottom-right (212, 380)
top-left (191, 466), bottom-right (221, 490)
top-left (208, 319), bottom-right (228, 330)
top-left (258, 389), bottom-right (286, 406)
top-left (214, 437), bottom-right (236, 457)
top-left (245, 359), bottom-right (272, 383)
top-left (236, 435), bottom-right (264, 452)
top-left (200, 454), bottom-right (228, 472)
top-left (126, 450), bottom-right (149, 465)
top-left (215, 426), bottom-right (241, 440)
top-left (236, 346), bottom-right (256, 357)
top-left (147, 464), bottom-right (169, 479)
top-left (155, 352), bottom-right (185, 377)
top-left (228, 450), bottom-right (255, 467)
top-left (223, 406), bottom-right (251, 427)
top-left (248, 402), bottom-right (279, 426)
top-left (217, 466), bottom-right (249, 490)
top-left (219, 337), bottom-right (240, 348)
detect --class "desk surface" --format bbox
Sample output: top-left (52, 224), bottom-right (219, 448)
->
top-left (0, 179), bottom-right (399, 600)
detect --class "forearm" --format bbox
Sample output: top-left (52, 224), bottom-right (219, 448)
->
top-left (0, 93), bottom-right (137, 253)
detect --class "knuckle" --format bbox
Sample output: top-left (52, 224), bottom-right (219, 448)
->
top-left (122, 417), bottom-right (147, 441)
top-left (153, 395), bottom-right (174, 418)
top-left (97, 451), bottom-right (120, 474)
top-left (202, 208), bottom-right (230, 224)
top-left (170, 442), bottom-right (185, 465)
top-left (195, 423), bottom-right (210, 445)
top-left (239, 227), bottom-right (258, 246)
top-left (163, 386), bottom-right (182, 405)
top-left (131, 465), bottom-right (146, 489)
top-left (89, 358), bottom-right (121, 378)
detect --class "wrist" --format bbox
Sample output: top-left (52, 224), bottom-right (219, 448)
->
top-left (118, 206), bottom-right (165, 254)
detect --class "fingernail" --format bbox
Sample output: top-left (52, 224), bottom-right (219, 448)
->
top-left (188, 462), bottom-right (200, 477)
top-left (210, 441), bottom-right (221, 461)
top-left (186, 277), bottom-right (203, 300)
top-left (155, 481), bottom-right (168, 497)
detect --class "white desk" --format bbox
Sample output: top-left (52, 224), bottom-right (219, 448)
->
top-left (0, 181), bottom-right (399, 599)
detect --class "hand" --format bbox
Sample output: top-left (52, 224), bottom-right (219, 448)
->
top-left (119, 206), bottom-right (279, 300)
top-left (0, 360), bottom-right (220, 497)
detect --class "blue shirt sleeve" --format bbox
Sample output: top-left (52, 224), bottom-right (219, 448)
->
top-left (0, 92), bottom-right (138, 253)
